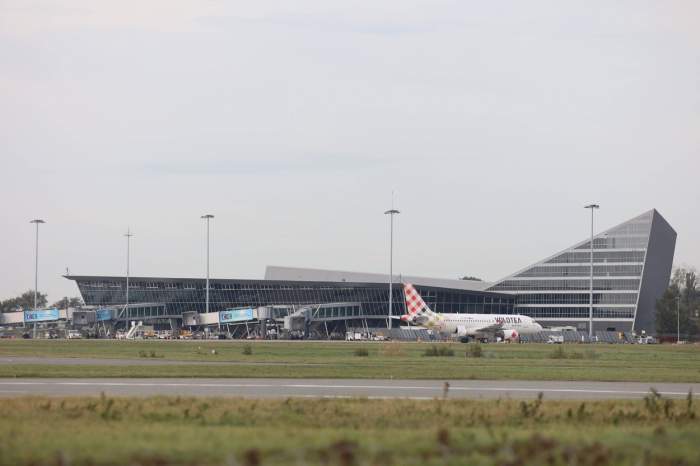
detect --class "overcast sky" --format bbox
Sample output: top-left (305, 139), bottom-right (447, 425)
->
top-left (1, 0), bottom-right (698, 303)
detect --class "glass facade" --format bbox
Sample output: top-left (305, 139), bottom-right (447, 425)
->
top-left (71, 277), bottom-right (515, 325)
top-left (488, 210), bottom-right (657, 328)
top-left (65, 209), bottom-right (675, 334)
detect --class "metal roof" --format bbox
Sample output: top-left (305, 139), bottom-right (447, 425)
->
top-left (264, 266), bottom-right (493, 292)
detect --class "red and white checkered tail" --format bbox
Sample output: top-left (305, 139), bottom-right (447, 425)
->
top-left (403, 283), bottom-right (433, 317)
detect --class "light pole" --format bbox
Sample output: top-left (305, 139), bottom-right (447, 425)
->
top-left (124, 229), bottom-right (134, 330)
top-left (676, 295), bottom-right (681, 344)
top-left (584, 204), bottom-right (599, 339)
top-left (384, 208), bottom-right (400, 329)
top-left (29, 219), bottom-right (45, 339)
top-left (201, 214), bottom-right (214, 315)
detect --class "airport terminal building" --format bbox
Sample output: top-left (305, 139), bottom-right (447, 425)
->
top-left (64, 209), bottom-right (676, 335)
top-left (68, 276), bottom-right (516, 337)
top-left (487, 209), bottom-right (676, 333)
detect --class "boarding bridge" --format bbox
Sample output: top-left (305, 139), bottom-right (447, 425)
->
top-left (0, 309), bottom-right (68, 325)
top-left (114, 303), bottom-right (173, 322)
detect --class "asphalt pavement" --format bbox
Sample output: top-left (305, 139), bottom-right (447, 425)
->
top-left (0, 378), bottom-right (698, 399)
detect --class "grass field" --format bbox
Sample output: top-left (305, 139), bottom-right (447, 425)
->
top-left (0, 394), bottom-right (698, 465)
top-left (1, 340), bottom-right (700, 381)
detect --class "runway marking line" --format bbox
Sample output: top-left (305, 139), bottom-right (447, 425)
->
top-left (0, 381), bottom-right (697, 397)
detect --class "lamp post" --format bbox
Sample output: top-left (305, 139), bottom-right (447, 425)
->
top-left (124, 229), bottom-right (134, 329)
top-left (676, 295), bottom-right (681, 344)
top-left (201, 215), bottom-right (214, 315)
top-left (584, 204), bottom-right (599, 339)
top-left (29, 219), bottom-right (45, 339)
top-left (384, 208), bottom-right (400, 329)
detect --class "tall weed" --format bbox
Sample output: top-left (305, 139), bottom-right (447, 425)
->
top-left (465, 344), bottom-right (483, 358)
top-left (353, 348), bottom-right (369, 357)
top-left (424, 345), bottom-right (455, 357)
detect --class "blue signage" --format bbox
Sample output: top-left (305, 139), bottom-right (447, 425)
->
top-left (24, 308), bottom-right (60, 323)
top-left (219, 308), bottom-right (254, 323)
top-left (96, 308), bottom-right (113, 321)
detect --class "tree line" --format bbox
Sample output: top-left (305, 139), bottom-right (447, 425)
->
top-left (0, 290), bottom-right (83, 313)
top-left (655, 267), bottom-right (699, 338)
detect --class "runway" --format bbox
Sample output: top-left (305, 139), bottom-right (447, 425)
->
top-left (0, 378), bottom-right (698, 399)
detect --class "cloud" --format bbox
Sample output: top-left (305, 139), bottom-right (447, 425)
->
top-left (1, 0), bottom-right (224, 36)
top-left (141, 154), bottom-right (396, 176)
top-left (196, 13), bottom-right (444, 37)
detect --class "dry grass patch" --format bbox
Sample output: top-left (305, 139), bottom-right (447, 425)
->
top-left (0, 394), bottom-right (699, 465)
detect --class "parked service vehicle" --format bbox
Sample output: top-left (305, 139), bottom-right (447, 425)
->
top-left (346, 332), bottom-right (370, 341)
top-left (67, 330), bottom-right (82, 339)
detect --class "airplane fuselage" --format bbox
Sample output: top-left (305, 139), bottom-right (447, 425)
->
top-left (426, 313), bottom-right (543, 338)
top-left (401, 282), bottom-right (543, 341)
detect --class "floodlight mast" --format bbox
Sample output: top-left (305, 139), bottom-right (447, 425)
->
top-left (201, 215), bottom-right (215, 315)
top-left (584, 204), bottom-right (600, 339)
top-left (384, 208), bottom-right (400, 329)
top-left (677, 295), bottom-right (681, 344)
top-left (29, 219), bottom-right (45, 339)
top-left (124, 229), bottom-right (134, 329)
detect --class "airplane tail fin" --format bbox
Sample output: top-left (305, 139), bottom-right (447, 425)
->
top-left (402, 283), bottom-right (440, 324)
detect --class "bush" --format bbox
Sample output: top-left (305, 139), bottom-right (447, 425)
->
top-left (465, 344), bottom-right (483, 358)
top-left (354, 348), bottom-right (370, 357)
top-left (242, 344), bottom-right (253, 356)
top-left (549, 346), bottom-right (567, 359)
top-left (519, 392), bottom-right (544, 418)
top-left (424, 345), bottom-right (455, 357)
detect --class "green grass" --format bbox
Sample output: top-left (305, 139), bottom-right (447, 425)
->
top-left (0, 394), bottom-right (698, 465)
top-left (1, 340), bottom-right (699, 381)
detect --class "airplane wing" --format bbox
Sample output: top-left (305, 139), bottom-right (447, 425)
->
top-left (473, 322), bottom-right (504, 334)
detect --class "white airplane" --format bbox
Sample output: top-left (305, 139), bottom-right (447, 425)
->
top-left (401, 283), bottom-right (543, 342)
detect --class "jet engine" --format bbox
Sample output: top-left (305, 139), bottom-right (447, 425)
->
top-left (499, 329), bottom-right (519, 341)
top-left (455, 326), bottom-right (469, 337)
